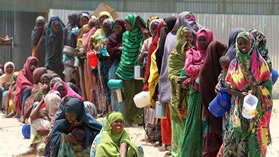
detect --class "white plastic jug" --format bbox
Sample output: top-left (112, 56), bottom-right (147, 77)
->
top-left (242, 94), bottom-right (258, 119)
top-left (133, 91), bottom-right (151, 108)
top-left (155, 101), bottom-right (167, 118)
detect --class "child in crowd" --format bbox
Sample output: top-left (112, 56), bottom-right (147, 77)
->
top-left (215, 55), bottom-right (231, 92)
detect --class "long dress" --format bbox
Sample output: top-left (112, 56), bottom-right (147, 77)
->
top-left (168, 26), bottom-right (192, 156)
top-left (115, 14), bottom-right (146, 124)
top-left (223, 32), bottom-right (272, 157)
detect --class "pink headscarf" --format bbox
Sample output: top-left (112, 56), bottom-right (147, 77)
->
top-left (184, 28), bottom-right (215, 90)
top-left (14, 56), bottom-right (39, 115)
top-left (52, 81), bottom-right (84, 101)
top-left (82, 19), bottom-right (97, 51)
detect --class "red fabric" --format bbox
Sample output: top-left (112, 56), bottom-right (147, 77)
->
top-left (6, 84), bottom-right (13, 112)
top-left (14, 56), bottom-right (38, 115)
top-left (184, 29), bottom-right (215, 91)
top-left (143, 21), bottom-right (164, 91)
top-left (161, 105), bottom-right (172, 145)
top-left (82, 19), bottom-right (97, 51)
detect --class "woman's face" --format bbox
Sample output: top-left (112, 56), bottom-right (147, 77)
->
top-left (237, 37), bottom-right (250, 54)
top-left (65, 112), bottom-right (77, 124)
top-left (198, 36), bottom-right (209, 49)
top-left (99, 15), bottom-right (108, 25)
top-left (5, 64), bottom-right (14, 74)
top-left (52, 22), bottom-right (61, 33)
top-left (114, 24), bottom-right (123, 35)
top-left (125, 21), bottom-right (132, 31)
top-left (29, 59), bottom-right (38, 73)
top-left (111, 119), bottom-right (124, 134)
top-left (57, 84), bottom-right (66, 98)
top-left (183, 31), bottom-right (193, 45)
top-left (80, 16), bottom-right (89, 27)
top-left (103, 22), bottom-right (112, 35)
top-left (150, 24), bottom-right (158, 37)
top-left (68, 16), bottom-right (76, 25)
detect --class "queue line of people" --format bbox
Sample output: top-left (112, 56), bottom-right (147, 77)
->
top-left (0, 9), bottom-right (275, 157)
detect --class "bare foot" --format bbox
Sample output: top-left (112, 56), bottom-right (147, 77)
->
top-left (17, 147), bottom-right (37, 156)
top-left (5, 112), bottom-right (16, 118)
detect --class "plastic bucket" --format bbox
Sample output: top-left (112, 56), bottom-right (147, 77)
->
top-left (272, 68), bottom-right (279, 85)
top-left (155, 101), bottom-right (167, 118)
top-left (87, 50), bottom-right (98, 68)
top-left (242, 94), bottom-right (258, 119)
top-left (133, 91), bottom-right (151, 108)
top-left (22, 124), bottom-right (30, 139)
top-left (108, 79), bottom-right (124, 89)
top-left (208, 88), bottom-right (231, 117)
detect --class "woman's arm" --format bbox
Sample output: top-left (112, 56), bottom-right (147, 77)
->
top-left (30, 98), bottom-right (45, 121)
top-left (120, 142), bottom-right (128, 157)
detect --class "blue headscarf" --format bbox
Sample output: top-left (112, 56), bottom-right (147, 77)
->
top-left (50, 98), bottom-right (102, 157)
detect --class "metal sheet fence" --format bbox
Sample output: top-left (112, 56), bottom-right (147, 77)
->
top-left (50, 9), bottom-right (279, 97)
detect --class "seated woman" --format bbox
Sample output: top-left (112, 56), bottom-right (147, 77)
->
top-left (4, 72), bottom-right (18, 118)
top-left (0, 62), bottom-right (15, 111)
top-left (95, 112), bottom-right (143, 157)
top-left (48, 98), bottom-right (102, 157)
top-left (23, 67), bottom-right (48, 122)
top-left (52, 81), bottom-right (84, 101)
top-left (14, 56), bottom-right (39, 120)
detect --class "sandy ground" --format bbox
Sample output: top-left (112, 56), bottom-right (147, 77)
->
top-left (0, 100), bottom-right (279, 157)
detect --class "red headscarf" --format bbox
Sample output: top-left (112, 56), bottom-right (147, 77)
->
top-left (14, 56), bottom-right (39, 115)
top-left (143, 21), bottom-right (164, 91)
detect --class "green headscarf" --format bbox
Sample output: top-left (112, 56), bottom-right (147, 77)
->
top-left (168, 26), bottom-right (193, 126)
top-left (116, 14), bottom-right (146, 80)
top-left (235, 31), bottom-right (255, 72)
top-left (96, 112), bottom-right (142, 157)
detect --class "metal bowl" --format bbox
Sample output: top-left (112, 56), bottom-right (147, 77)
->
top-left (62, 46), bottom-right (75, 56)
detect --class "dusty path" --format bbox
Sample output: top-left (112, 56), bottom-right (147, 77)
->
top-left (0, 100), bottom-right (279, 157)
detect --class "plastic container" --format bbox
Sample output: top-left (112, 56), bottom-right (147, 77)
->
top-left (208, 88), bottom-right (231, 117)
top-left (272, 68), bottom-right (279, 85)
top-left (87, 50), bottom-right (98, 68)
top-left (62, 46), bottom-right (75, 56)
top-left (242, 94), bottom-right (258, 119)
top-left (133, 91), bottom-right (151, 108)
top-left (112, 89), bottom-right (123, 102)
top-left (74, 56), bottom-right (79, 67)
top-left (155, 101), bottom-right (167, 118)
top-left (134, 65), bottom-right (144, 80)
top-left (108, 79), bottom-right (124, 89)
top-left (22, 124), bottom-right (30, 139)
top-left (179, 68), bottom-right (188, 89)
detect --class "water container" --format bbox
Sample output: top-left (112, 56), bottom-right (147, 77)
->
top-left (242, 94), bottom-right (258, 119)
top-left (272, 68), bottom-right (278, 85)
top-left (62, 46), bottom-right (75, 56)
top-left (134, 65), bottom-right (144, 80)
top-left (179, 68), bottom-right (187, 89)
top-left (112, 89), bottom-right (123, 102)
top-left (145, 108), bottom-right (156, 124)
top-left (22, 124), bottom-right (30, 139)
top-left (87, 50), bottom-right (98, 68)
top-left (108, 79), bottom-right (124, 89)
top-left (208, 88), bottom-right (231, 117)
top-left (155, 101), bottom-right (167, 118)
top-left (133, 91), bottom-right (151, 108)
top-left (74, 56), bottom-right (79, 67)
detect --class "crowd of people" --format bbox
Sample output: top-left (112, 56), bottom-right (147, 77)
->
top-left (0, 9), bottom-right (275, 157)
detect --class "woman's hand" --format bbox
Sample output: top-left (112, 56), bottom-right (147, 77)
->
top-left (182, 78), bottom-right (191, 89)
top-left (215, 84), bottom-right (221, 94)
top-left (74, 120), bottom-right (83, 128)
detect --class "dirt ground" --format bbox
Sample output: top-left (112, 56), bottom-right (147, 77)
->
top-left (0, 100), bottom-right (279, 157)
